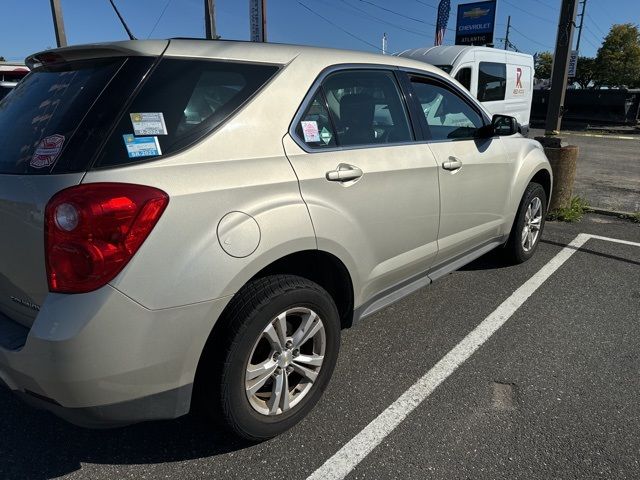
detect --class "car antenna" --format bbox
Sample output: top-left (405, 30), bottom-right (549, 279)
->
top-left (108, 0), bottom-right (137, 40)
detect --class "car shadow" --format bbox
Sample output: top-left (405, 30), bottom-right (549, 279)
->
top-left (458, 247), bottom-right (513, 271)
top-left (0, 388), bottom-right (253, 480)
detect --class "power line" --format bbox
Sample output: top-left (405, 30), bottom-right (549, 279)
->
top-left (355, 0), bottom-right (440, 29)
top-left (509, 25), bottom-right (554, 50)
top-left (527, 0), bottom-right (558, 10)
top-left (296, 1), bottom-right (381, 51)
top-left (586, 13), bottom-right (607, 37)
top-left (500, 0), bottom-right (556, 25)
top-left (147, 0), bottom-right (173, 39)
top-left (412, 0), bottom-right (436, 9)
top-left (338, 0), bottom-right (431, 38)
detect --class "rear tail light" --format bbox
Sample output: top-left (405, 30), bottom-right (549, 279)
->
top-left (45, 183), bottom-right (169, 293)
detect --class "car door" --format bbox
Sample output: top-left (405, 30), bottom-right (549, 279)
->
top-left (283, 68), bottom-right (441, 310)
top-left (403, 72), bottom-right (513, 266)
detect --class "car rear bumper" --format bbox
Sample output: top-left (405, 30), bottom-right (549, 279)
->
top-left (0, 285), bottom-right (230, 427)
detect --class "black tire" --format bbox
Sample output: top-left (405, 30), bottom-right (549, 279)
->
top-left (196, 274), bottom-right (340, 441)
top-left (504, 182), bottom-right (547, 264)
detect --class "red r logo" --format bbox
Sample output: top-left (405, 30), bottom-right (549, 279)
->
top-left (516, 67), bottom-right (523, 89)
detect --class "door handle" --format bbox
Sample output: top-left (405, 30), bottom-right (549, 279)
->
top-left (442, 158), bottom-right (463, 171)
top-left (326, 164), bottom-right (363, 182)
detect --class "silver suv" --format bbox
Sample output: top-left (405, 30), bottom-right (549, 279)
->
top-left (0, 39), bottom-right (551, 440)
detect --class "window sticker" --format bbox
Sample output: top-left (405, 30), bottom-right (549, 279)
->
top-left (320, 127), bottom-right (332, 145)
top-left (122, 134), bottom-right (162, 158)
top-left (130, 112), bottom-right (168, 136)
top-left (301, 120), bottom-right (320, 142)
top-left (30, 134), bottom-right (65, 168)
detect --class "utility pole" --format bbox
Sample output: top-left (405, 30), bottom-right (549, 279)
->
top-left (575, 0), bottom-right (587, 54)
top-left (49, 0), bottom-right (67, 47)
top-left (205, 0), bottom-right (217, 39)
top-left (544, 0), bottom-right (580, 135)
top-left (382, 33), bottom-right (388, 55)
top-left (250, 0), bottom-right (267, 42)
top-left (504, 16), bottom-right (511, 51)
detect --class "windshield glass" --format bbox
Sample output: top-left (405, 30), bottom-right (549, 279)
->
top-left (0, 59), bottom-right (123, 174)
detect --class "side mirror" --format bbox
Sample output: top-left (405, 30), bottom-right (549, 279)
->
top-left (491, 114), bottom-right (519, 136)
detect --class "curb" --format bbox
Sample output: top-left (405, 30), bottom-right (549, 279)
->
top-left (586, 207), bottom-right (639, 223)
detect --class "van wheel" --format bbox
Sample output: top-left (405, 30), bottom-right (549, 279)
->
top-left (198, 275), bottom-right (340, 441)
top-left (504, 182), bottom-right (547, 264)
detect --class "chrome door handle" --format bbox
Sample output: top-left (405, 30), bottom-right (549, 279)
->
top-left (326, 164), bottom-right (363, 182)
top-left (442, 158), bottom-right (463, 171)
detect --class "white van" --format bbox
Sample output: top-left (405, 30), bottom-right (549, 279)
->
top-left (398, 46), bottom-right (534, 134)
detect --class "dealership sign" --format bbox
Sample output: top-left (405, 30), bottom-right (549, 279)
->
top-left (455, 0), bottom-right (497, 46)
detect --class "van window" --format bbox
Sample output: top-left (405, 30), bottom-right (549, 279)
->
top-left (478, 62), bottom-right (506, 102)
top-left (295, 90), bottom-right (337, 149)
top-left (410, 77), bottom-right (484, 141)
top-left (455, 67), bottom-right (472, 91)
top-left (318, 70), bottom-right (412, 148)
top-left (95, 59), bottom-right (278, 168)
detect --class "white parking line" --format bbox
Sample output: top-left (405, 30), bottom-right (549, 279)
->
top-left (307, 233), bottom-right (640, 480)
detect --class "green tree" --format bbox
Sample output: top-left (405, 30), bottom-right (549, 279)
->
top-left (535, 51), bottom-right (553, 80)
top-left (595, 23), bottom-right (640, 88)
top-left (574, 57), bottom-right (597, 89)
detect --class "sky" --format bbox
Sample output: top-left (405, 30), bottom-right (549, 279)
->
top-left (1, 0), bottom-right (638, 62)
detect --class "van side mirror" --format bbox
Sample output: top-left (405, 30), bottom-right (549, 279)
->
top-left (491, 114), bottom-right (519, 136)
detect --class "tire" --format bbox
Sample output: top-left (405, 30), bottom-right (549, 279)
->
top-left (196, 274), bottom-right (340, 441)
top-left (504, 182), bottom-right (547, 264)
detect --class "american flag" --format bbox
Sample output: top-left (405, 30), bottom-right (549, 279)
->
top-left (435, 0), bottom-right (450, 46)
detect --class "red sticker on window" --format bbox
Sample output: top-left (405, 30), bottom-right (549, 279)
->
top-left (30, 134), bottom-right (65, 169)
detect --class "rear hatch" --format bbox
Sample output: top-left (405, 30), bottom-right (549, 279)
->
top-left (0, 43), bottom-right (165, 327)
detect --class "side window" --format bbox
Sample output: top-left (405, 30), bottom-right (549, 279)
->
top-left (295, 90), bottom-right (337, 148)
top-left (410, 78), bottom-right (484, 141)
top-left (478, 62), bottom-right (506, 102)
top-left (455, 67), bottom-right (472, 91)
top-left (321, 70), bottom-right (413, 147)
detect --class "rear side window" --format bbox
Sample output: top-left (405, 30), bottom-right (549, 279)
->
top-left (455, 67), bottom-right (472, 91)
top-left (318, 70), bottom-right (412, 148)
top-left (95, 59), bottom-right (278, 168)
top-left (0, 59), bottom-right (124, 174)
top-left (478, 62), bottom-right (506, 102)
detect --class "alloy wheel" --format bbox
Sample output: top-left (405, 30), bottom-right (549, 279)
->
top-left (245, 307), bottom-right (326, 416)
top-left (521, 196), bottom-right (543, 252)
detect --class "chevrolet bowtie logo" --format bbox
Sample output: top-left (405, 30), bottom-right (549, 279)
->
top-left (463, 7), bottom-right (490, 19)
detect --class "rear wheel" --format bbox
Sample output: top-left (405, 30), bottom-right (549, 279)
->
top-left (504, 182), bottom-right (547, 264)
top-left (197, 275), bottom-right (340, 441)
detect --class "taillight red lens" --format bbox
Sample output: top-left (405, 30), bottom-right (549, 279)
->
top-left (45, 183), bottom-right (169, 293)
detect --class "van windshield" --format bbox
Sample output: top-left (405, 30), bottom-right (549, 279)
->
top-left (0, 59), bottom-right (124, 174)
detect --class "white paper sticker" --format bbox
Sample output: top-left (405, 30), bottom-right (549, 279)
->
top-left (130, 112), bottom-right (168, 136)
top-left (301, 120), bottom-right (320, 142)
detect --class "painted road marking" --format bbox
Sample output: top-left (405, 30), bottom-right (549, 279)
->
top-left (306, 233), bottom-right (640, 480)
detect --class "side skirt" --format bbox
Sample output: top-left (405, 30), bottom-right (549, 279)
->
top-left (352, 237), bottom-right (506, 324)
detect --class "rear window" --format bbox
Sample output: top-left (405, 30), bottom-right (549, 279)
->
top-left (94, 59), bottom-right (279, 168)
top-left (0, 57), bottom-right (278, 174)
top-left (0, 59), bottom-right (124, 174)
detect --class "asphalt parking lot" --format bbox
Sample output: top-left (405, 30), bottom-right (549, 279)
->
top-left (1, 214), bottom-right (638, 480)
top-left (530, 128), bottom-right (640, 213)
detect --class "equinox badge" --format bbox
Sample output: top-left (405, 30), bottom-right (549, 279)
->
top-left (10, 296), bottom-right (40, 312)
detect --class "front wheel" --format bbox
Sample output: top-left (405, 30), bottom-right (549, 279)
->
top-left (197, 274), bottom-right (340, 441)
top-left (504, 182), bottom-right (547, 264)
